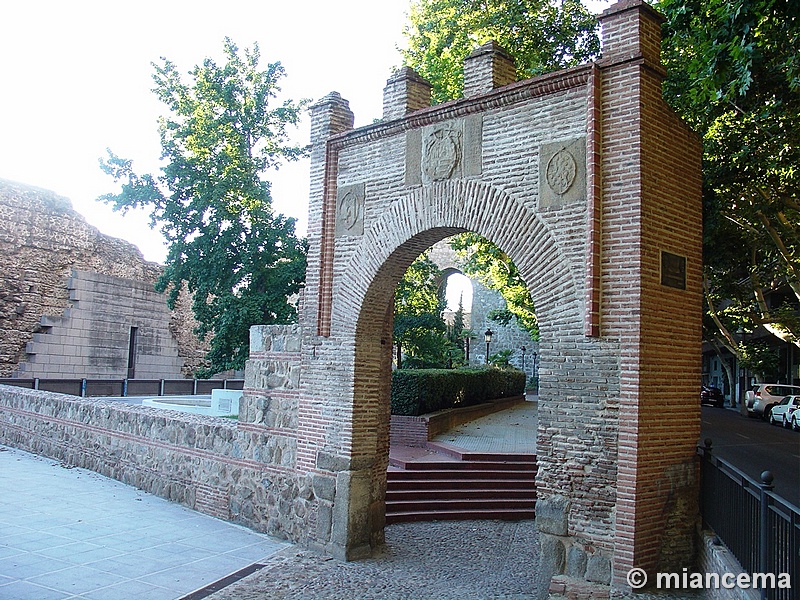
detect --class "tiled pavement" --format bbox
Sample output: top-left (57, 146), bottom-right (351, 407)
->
top-left (0, 447), bottom-right (287, 599)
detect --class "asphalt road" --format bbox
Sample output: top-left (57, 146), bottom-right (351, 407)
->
top-left (700, 405), bottom-right (800, 506)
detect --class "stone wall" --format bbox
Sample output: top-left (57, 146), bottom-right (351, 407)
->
top-left (0, 328), bottom-right (315, 543)
top-left (0, 179), bottom-right (206, 377)
top-left (17, 270), bottom-right (185, 379)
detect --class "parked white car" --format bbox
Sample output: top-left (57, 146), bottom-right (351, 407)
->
top-left (768, 395), bottom-right (800, 430)
top-left (745, 384), bottom-right (800, 419)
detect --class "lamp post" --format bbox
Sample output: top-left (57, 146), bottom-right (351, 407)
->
top-left (484, 328), bottom-right (493, 364)
top-left (521, 346), bottom-right (527, 371)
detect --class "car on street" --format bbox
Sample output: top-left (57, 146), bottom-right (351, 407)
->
top-left (746, 384), bottom-right (800, 419)
top-left (768, 395), bottom-right (800, 430)
top-left (700, 385), bottom-right (725, 407)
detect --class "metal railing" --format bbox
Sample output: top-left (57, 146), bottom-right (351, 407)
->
top-left (0, 377), bottom-right (244, 398)
top-left (698, 440), bottom-right (799, 600)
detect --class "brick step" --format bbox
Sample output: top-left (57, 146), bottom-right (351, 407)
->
top-left (389, 460), bottom-right (537, 471)
top-left (425, 442), bottom-right (536, 463)
top-left (385, 507), bottom-right (536, 524)
top-left (387, 488), bottom-right (536, 501)
top-left (387, 497), bottom-right (535, 513)
top-left (388, 477), bottom-right (536, 491)
top-left (388, 468), bottom-right (535, 481)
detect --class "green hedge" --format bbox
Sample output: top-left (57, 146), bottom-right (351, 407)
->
top-left (390, 366), bottom-right (526, 416)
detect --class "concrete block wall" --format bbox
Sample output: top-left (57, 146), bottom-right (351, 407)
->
top-left (16, 270), bottom-right (185, 379)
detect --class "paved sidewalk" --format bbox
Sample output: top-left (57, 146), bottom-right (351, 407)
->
top-left (432, 397), bottom-right (537, 453)
top-left (0, 446), bottom-right (287, 600)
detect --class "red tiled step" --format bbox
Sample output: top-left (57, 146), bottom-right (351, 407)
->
top-left (385, 507), bottom-right (536, 524)
top-left (386, 450), bottom-right (537, 523)
top-left (387, 497), bottom-right (534, 511)
top-left (387, 488), bottom-right (535, 501)
top-left (388, 468), bottom-right (535, 480)
top-left (425, 442), bottom-right (536, 462)
top-left (388, 477), bottom-right (536, 490)
top-left (389, 459), bottom-right (536, 471)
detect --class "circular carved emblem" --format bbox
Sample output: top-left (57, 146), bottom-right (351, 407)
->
top-left (339, 190), bottom-right (361, 230)
top-left (546, 148), bottom-right (578, 195)
top-left (423, 129), bottom-right (459, 181)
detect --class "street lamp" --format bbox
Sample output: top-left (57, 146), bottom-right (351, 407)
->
top-left (484, 328), bottom-right (493, 364)
top-left (521, 346), bottom-right (527, 370)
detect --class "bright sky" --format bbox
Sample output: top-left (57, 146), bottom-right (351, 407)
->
top-left (1, 0), bottom-right (614, 264)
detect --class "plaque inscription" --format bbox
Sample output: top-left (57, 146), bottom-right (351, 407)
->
top-left (661, 251), bottom-right (687, 290)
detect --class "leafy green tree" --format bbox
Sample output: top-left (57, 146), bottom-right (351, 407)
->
top-left (394, 252), bottom-right (459, 368)
top-left (99, 38), bottom-right (308, 376)
top-left (402, 0), bottom-right (600, 103)
top-left (658, 0), bottom-right (800, 357)
top-left (450, 233), bottom-right (539, 339)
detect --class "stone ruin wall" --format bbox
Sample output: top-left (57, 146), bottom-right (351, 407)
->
top-left (427, 239), bottom-right (539, 378)
top-left (0, 178), bottom-right (206, 378)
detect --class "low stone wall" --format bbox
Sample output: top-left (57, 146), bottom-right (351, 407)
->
top-left (698, 531), bottom-right (759, 600)
top-left (0, 383), bottom-right (315, 544)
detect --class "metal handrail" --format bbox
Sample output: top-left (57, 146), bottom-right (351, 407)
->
top-left (699, 440), bottom-right (799, 600)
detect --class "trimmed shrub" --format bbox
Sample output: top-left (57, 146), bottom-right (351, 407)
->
top-left (390, 366), bottom-right (526, 416)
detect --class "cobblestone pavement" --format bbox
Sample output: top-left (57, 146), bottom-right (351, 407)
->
top-left (206, 520), bottom-right (542, 600)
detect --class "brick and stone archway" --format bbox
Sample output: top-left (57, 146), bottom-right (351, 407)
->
top-left (240, 1), bottom-right (703, 596)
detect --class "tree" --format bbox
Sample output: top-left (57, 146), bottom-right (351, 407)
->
top-left (450, 233), bottom-right (539, 339)
top-left (394, 251), bottom-right (458, 368)
top-left (99, 38), bottom-right (308, 376)
top-left (658, 0), bottom-right (800, 364)
top-left (402, 0), bottom-right (600, 103)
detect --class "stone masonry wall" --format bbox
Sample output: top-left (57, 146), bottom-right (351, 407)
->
top-left (0, 325), bottom-right (318, 543)
top-left (427, 239), bottom-right (539, 380)
top-left (0, 179), bottom-right (206, 377)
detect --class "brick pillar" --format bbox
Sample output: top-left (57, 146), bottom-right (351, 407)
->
top-left (463, 40), bottom-right (516, 97)
top-left (382, 67), bottom-right (432, 120)
top-left (597, 0), bottom-right (702, 592)
top-left (306, 93), bottom-right (354, 337)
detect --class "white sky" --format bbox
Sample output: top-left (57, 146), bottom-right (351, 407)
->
top-left (1, 0), bottom-right (614, 264)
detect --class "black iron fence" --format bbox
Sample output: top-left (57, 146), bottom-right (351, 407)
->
top-left (698, 440), bottom-right (799, 600)
top-left (0, 378), bottom-right (244, 398)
